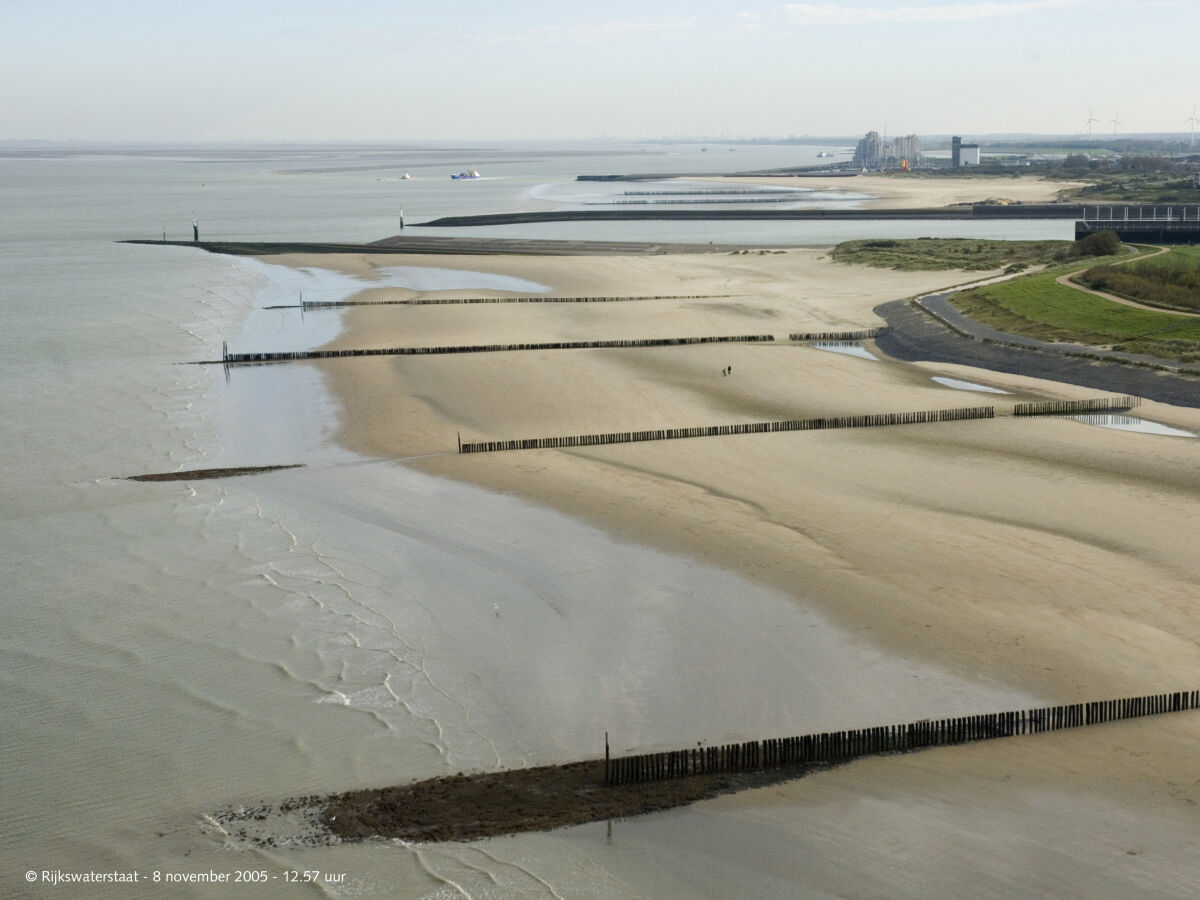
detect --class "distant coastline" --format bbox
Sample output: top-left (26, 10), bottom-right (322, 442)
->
top-left (119, 237), bottom-right (756, 256)
top-left (417, 204), bottom-right (1084, 227)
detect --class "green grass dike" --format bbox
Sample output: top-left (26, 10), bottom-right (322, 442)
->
top-left (949, 246), bottom-right (1200, 363)
top-left (831, 237), bottom-right (1200, 364)
top-left (1074, 245), bottom-right (1200, 315)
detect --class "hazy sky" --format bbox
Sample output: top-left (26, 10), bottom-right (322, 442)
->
top-left (3, 0), bottom-right (1196, 141)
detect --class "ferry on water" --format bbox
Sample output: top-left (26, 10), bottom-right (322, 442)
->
top-left (451, 169), bottom-right (481, 180)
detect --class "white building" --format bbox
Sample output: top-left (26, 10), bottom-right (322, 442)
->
top-left (854, 131), bottom-right (922, 169)
top-left (854, 131), bottom-right (884, 168)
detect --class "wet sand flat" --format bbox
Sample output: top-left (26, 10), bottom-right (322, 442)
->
top-left (291, 245), bottom-right (1200, 708)
top-left (696, 173), bottom-right (1089, 209)
top-left (262, 245), bottom-right (1200, 891)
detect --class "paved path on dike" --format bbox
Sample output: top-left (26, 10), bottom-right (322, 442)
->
top-left (874, 294), bottom-right (1200, 409)
top-left (875, 243), bottom-right (1200, 409)
top-left (1053, 246), bottom-right (1200, 318)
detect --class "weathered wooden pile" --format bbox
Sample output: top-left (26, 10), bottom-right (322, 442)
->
top-left (605, 690), bottom-right (1200, 785)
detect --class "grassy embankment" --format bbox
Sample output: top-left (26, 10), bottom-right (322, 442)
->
top-left (1073, 245), bottom-right (1200, 314)
top-left (832, 238), bottom-right (1200, 364)
top-left (952, 249), bottom-right (1200, 363)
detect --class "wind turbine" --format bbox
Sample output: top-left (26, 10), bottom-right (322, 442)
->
top-left (1186, 105), bottom-right (1199, 147)
top-left (1083, 107), bottom-right (1101, 138)
top-left (1109, 112), bottom-right (1122, 136)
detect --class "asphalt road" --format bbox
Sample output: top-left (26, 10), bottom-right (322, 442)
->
top-left (874, 296), bottom-right (1200, 409)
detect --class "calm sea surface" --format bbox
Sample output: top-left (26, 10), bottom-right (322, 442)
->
top-left (1, 143), bottom-right (1055, 898)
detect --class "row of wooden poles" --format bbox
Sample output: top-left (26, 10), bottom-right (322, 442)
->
top-left (299, 293), bottom-right (735, 308)
top-left (458, 406), bottom-right (995, 454)
top-left (789, 327), bottom-right (891, 341)
top-left (604, 690), bottom-right (1200, 785)
top-left (457, 396), bottom-right (1139, 454)
top-left (220, 334), bottom-right (775, 364)
top-left (1013, 395), bottom-right (1141, 416)
top-left (217, 328), bottom-right (900, 364)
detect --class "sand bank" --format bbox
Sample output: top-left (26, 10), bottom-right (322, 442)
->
top-left (698, 173), bottom-right (1088, 209)
top-left (261, 248), bottom-right (1200, 881)
top-left (286, 248), bottom-right (1200, 702)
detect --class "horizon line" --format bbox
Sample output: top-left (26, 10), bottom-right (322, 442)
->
top-left (4, 132), bottom-right (1200, 146)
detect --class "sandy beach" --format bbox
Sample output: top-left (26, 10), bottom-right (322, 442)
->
top-left (261, 238), bottom-right (1200, 890)
top-left (296, 246), bottom-right (1200, 697)
top-left (699, 173), bottom-right (1089, 209)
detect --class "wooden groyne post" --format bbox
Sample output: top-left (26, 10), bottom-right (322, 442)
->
top-left (299, 293), bottom-right (736, 309)
top-left (604, 690), bottom-right (1200, 785)
top-left (789, 327), bottom-right (891, 342)
top-left (1013, 395), bottom-right (1140, 416)
top-left (211, 334), bottom-right (776, 366)
top-left (459, 406), bottom-right (996, 454)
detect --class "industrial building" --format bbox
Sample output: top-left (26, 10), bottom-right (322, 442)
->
top-left (951, 136), bottom-right (981, 167)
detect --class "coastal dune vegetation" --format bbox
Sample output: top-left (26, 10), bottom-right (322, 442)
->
top-left (1075, 245), bottom-right (1200, 314)
top-left (830, 232), bottom-right (1122, 273)
top-left (830, 237), bottom-right (1069, 272)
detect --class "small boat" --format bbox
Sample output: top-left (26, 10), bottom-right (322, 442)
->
top-left (401, 173), bottom-right (413, 180)
top-left (816, 151), bottom-right (834, 158)
top-left (451, 169), bottom-right (481, 180)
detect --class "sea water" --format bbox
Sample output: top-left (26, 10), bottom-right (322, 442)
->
top-left (811, 341), bottom-right (879, 360)
top-left (2, 143), bottom-right (1062, 898)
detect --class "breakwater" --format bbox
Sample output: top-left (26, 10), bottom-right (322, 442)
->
top-left (621, 189), bottom-right (811, 196)
top-left (596, 195), bottom-right (810, 206)
top-left (1013, 396), bottom-right (1140, 416)
top-left (790, 327), bottom-right (891, 341)
top-left (123, 236), bottom-right (753, 257)
top-left (297, 293), bottom-right (733, 309)
top-left (212, 334), bottom-right (775, 365)
top-left (126, 464), bottom-right (303, 482)
top-left (576, 171), bottom-right (864, 181)
top-left (418, 204), bottom-right (1090, 228)
top-left (458, 406), bottom-right (995, 454)
top-left (317, 688), bottom-right (1200, 844)
top-left (605, 690), bottom-right (1200, 785)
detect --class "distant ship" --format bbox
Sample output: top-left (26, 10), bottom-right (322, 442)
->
top-left (401, 173), bottom-right (413, 180)
top-left (451, 169), bottom-right (481, 180)
top-left (816, 151), bottom-right (834, 158)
